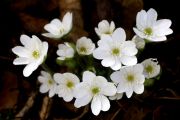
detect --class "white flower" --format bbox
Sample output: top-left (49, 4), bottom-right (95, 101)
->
top-left (141, 58), bottom-right (161, 79)
top-left (57, 42), bottom-right (74, 60)
top-left (54, 73), bottom-right (80, 102)
top-left (109, 93), bottom-right (123, 100)
top-left (95, 20), bottom-right (115, 38)
top-left (74, 71), bottom-right (116, 116)
top-left (110, 64), bottom-right (145, 98)
top-left (133, 8), bottom-right (173, 42)
top-left (93, 28), bottom-right (138, 70)
top-left (38, 71), bottom-right (57, 97)
top-left (12, 35), bottom-right (48, 77)
top-left (76, 37), bottom-right (95, 55)
top-left (42, 12), bottom-right (73, 39)
top-left (132, 35), bottom-right (145, 49)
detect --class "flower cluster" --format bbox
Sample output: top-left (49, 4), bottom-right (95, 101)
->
top-left (12, 8), bottom-right (172, 116)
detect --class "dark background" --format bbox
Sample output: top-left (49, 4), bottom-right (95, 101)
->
top-left (0, 0), bottom-right (180, 119)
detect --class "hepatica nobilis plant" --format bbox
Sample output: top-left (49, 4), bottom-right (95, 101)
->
top-left (12, 8), bottom-right (172, 116)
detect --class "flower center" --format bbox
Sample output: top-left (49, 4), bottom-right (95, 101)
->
top-left (104, 31), bottom-right (111, 35)
top-left (59, 28), bottom-right (65, 34)
top-left (144, 27), bottom-right (153, 36)
top-left (112, 48), bottom-right (120, 56)
top-left (126, 74), bottom-right (134, 82)
top-left (145, 65), bottom-right (153, 73)
top-left (66, 81), bottom-right (74, 88)
top-left (79, 47), bottom-right (87, 53)
top-left (32, 50), bottom-right (40, 59)
top-left (48, 79), bottom-right (54, 85)
top-left (92, 87), bottom-right (100, 95)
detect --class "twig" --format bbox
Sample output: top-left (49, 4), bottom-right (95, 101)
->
top-left (154, 96), bottom-right (180, 100)
top-left (71, 106), bottom-right (89, 120)
top-left (15, 92), bottom-right (37, 119)
top-left (116, 101), bottom-right (127, 112)
top-left (0, 56), bottom-right (13, 61)
top-left (39, 96), bottom-right (53, 120)
top-left (110, 108), bottom-right (121, 120)
top-left (165, 88), bottom-right (178, 97)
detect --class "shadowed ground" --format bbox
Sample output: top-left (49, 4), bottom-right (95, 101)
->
top-left (0, 0), bottom-right (180, 119)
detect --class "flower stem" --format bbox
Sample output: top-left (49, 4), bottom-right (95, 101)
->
top-left (41, 63), bottom-right (53, 75)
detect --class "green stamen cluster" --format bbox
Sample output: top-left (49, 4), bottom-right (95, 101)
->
top-left (145, 65), bottom-right (153, 73)
top-left (112, 48), bottom-right (120, 56)
top-left (92, 87), bottom-right (100, 95)
top-left (32, 50), bottom-right (40, 59)
top-left (127, 74), bottom-right (134, 82)
top-left (66, 81), bottom-right (74, 88)
top-left (144, 27), bottom-right (153, 36)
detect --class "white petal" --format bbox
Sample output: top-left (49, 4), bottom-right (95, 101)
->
top-left (101, 57), bottom-right (115, 67)
top-left (151, 36), bottom-right (167, 42)
top-left (100, 95), bottom-right (110, 111)
top-left (110, 21), bottom-right (115, 33)
top-left (112, 28), bottom-right (126, 42)
top-left (63, 73), bottom-right (80, 84)
top-left (41, 71), bottom-right (51, 78)
top-left (133, 84), bottom-right (144, 94)
top-left (153, 19), bottom-right (172, 30)
top-left (110, 59), bottom-right (122, 70)
top-left (38, 76), bottom-right (48, 83)
top-left (23, 62), bottom-right (39, 77)
top-left (12, 46), bottom-right (30, 57)
top-left (93, 48), bottom-right (110, 60)
top-left (133, 28), bottom-right (146, 39)
top-left (42, 42), bottom-right (48, 56)
top-left (57, 44), bottom-right (67, 56)
top-left (66, 48), bottom-right (74, 57)
top-left (74, 94), bottom-right (92, 108)
top-left (91, 95), bottom-right (101, 116)
top-left (83, 71), bottom-right (96, 83)
top-left (73, 83), bottom-right (90, 98)
top-left (44, 24), bottom-right (60, 35)
top-left (62, 12), bottom-right (73, 31)
top-left (101, 83), bottom-right (116, 96)
top-left (56, 85), bottom-right (66, 97)
top-left (116, 82), bottom-right (127, 93)
top-left (20, 34), bottom-right (33, 49)
top-left (137, 75), bottom-right (145, 84)
top-left (98, 35), bottom-right (112, 47)
top-left (136, 10), bottom-right (147, 30)
top-left (57, 57), bottom-right (65, 60)
top-left (154, 28), bottom-right (173, 36)
top-left (147, 8), bottom-right (157, 26)
top-left (132, 35), bottom-right (145, 49)
top-left (122, 41), bottom-right (138, 56)
top-left (125, 85), bottom-right (133, 98)
top-left (42, 33), bottom-right (61, 39)
top-left (94, 76), bottom-right (107, 87)
top-left (110, 71), bottom-right (121, 83)
top-left (116, 93), bottom-right (123, 100)
top-left (32, 35), bottom-right (42, 48)
top-left (63, 90), bottom-right (74, 102)
top-left (133, 64), bottom-right (144, 73)
top-left (109, 93), bottom-right (123, 100)
top-left (13, 57), bottom-right (31, 65)
top-left (95, 27), bottom-right (101, 37)
top-left (53, 73), bottom-right (65, 84)
top-left (51, 18), bottom-right (62, 28)
top-left (121, 56), bottom-right (137, 66)
top-left (98, 20), bottom-right (110, 33)
top-left (40, 84), bottom-right (49, 93)
top-left (49, 85), bottom-right (56, 97)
